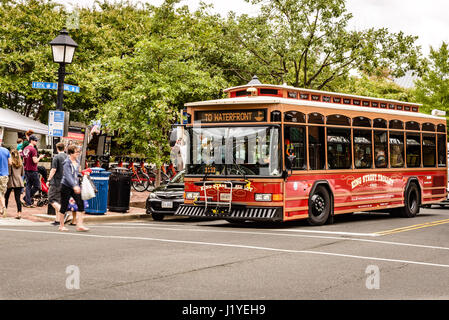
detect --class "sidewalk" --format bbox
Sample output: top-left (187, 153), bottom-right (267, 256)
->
top-left (1, 190), bottom-right (152, 224)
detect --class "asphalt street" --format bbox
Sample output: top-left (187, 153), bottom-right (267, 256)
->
top-left (1, 207), bottom-right (449, 300)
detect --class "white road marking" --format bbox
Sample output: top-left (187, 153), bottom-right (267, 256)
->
top-left (0, 219), bottom-right (48, 226)
top-left (0, 227), bottom-right (449, 269)
top-left (271, 229), bottom-right (380, 237)
top-left (94, 224), bottom-right (449, 251)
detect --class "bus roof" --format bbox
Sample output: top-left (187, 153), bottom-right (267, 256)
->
top-left (223, 83), bottom-right (422, 107)
top-left (185, 96), bottom-right (443, 121)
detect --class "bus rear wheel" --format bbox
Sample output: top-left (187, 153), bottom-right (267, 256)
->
top-left (308, 185), bottom-right (331, 226)
top-left (399, 183), bottom-right (420, 218)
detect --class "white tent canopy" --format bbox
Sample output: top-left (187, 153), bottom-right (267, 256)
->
top-left (0, 108), bottom-right (48, 134)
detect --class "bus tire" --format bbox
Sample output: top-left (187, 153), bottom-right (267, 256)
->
top-left (399, 183), bottom-right (420, 218)
top-left (308, 185), bottom-right (331, 226)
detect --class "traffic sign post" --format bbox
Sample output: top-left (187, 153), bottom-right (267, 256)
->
top-left (48, 110), bottom-right (69, 137)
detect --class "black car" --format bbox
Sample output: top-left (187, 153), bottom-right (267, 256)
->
top-left (146, 170), bottom-right (184, 221)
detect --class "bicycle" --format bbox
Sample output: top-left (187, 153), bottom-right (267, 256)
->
top-left (126, 157), bottom-right (151, 192)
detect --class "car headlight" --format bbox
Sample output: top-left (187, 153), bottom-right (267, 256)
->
top-left (255, 193), bottom-right (272, 202)
top-left (185, 192), bottom-right (200, 200)
top-left (149, 193), bottom-right (157, 199)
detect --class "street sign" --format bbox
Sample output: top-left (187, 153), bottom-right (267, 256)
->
top-left (48, 110), bottom-right (69, 137)
top-left (32, 81), bottom-right (80, 93)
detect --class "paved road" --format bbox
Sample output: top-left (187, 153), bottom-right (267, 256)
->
top-left (0, 207), bottom-right (449, 300)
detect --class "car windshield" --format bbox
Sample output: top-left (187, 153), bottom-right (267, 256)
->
top-left (170, 171), bottom-right (184, 183)
top-left (185, 126), bottom-right (281, 177)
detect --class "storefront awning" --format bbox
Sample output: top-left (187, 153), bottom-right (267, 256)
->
top-left (0, 108), bottom-right (48, 135)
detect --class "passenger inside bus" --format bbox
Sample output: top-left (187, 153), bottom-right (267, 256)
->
top-left (390, 145), bottom-right (404, 167)
top-left (355, 147), bottom-right (369, 168)
top-left (375, 148), bottom-right (386, 167)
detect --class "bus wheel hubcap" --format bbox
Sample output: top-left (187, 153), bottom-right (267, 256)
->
top-left (312, 195), bottom-right (325, 216)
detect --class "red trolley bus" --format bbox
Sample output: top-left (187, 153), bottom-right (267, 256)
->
top-left (174, 77), bottom-right (447, 225)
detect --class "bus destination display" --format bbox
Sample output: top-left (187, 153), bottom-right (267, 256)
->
top-left (195, 109), bottom-right (266, 123)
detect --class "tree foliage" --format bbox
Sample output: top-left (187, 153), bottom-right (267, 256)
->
top-left (223, 0), bottom-right (423, 89)
top-left (413, 42), bottom-right (449, 115)
top-left (0, 0), bottom-right (445, 162)
top-left (94, 1), bottom-right (227, 166)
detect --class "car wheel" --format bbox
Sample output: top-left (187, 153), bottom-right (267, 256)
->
top-left (152, 212), bottom-right (165, 221)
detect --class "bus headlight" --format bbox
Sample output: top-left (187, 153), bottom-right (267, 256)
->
top-left (255, 193), bottom-right (272, 202)
top-left (185, 192), bottom-right (200, 200)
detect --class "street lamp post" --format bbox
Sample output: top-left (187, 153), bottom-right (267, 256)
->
top-left (50, 28), bottom-right (78, 111)
top-left (47, 29), bottom-right (78, 215)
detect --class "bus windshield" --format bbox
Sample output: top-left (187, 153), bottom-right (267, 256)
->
top-left (186, 126), bottom-right (281, 177)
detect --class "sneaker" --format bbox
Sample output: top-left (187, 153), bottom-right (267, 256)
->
top-left (51, 221), bottom-right (59, 226)
top-left (23, 203), bottom-right (35, 208)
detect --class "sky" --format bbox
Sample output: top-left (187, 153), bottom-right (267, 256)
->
top-left (55, 0), bottom-right (449, 57)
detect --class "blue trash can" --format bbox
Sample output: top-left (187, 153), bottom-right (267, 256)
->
top-left (85, 168), bottom-right (111, 215)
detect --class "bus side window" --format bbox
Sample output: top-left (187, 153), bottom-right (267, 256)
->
top-left (422, 134), bottom-right (436, 167)
top-left (389, 133), bottom-right (404, 168)
top-left (308, 126), bottom-right (325, 170)
top-left (406, 133), bottom-right (421, 167)
top-left (353, 129), bottom-right (372, 169)
top-left (327, 127), bottom-right (351, 169)
top-left (374, 131), bottom-right (388, 168)
top-left (284, 126), bottom-right (306, 170)
top-left (437, 134), bottom-right (447, 167)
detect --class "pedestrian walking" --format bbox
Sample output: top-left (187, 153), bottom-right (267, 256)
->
top-left (59, 145), bottom-right (89, 232)
top-left (47, 142), bottom-right (67, 225)
top-left (22, 135), bottom-right (44, 207)
top-left (5, 150), bottom-right (24, 219)
top-left (0, 144), bottom-right (11, 217)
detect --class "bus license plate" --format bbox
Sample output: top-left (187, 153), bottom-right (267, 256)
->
top-left (162, 201), bottom-right (173, 208)
top-left (220, 193), bottom-right (231, 201)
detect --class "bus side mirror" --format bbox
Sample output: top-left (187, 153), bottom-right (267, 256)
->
top-left (284, 154), bottom-right (296, 179)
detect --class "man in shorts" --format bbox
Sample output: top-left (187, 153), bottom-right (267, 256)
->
top-left (0, 144), bottom-right (11, 217)
top-left (47, 142), bottom-right (67, 225)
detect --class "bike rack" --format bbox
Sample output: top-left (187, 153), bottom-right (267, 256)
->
top-left (196, 180), bottom-right (233, 214)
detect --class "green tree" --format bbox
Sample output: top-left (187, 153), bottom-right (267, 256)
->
top-left (0, 0), bottom-right (64, 119)
top-left (223, 0), bottom-right (422, 89)
top-left (94, 1), bottom-right (227, 183)
top-left (0, 0), bottom-right (151, 123)
top-left (413, 42), bottom-right (449, 115)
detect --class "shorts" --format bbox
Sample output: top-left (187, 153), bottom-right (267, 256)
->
top-left (0, 176), bottom-right (8, 196)
top-left (48, 184), bottom-right (62, 204)
top-left (60, 184), bottom-right (84, 213)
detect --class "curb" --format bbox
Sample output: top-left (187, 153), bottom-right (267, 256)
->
top-left (33, 211), bottom-right (152, 224)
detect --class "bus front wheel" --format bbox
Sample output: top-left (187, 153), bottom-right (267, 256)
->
top-left (308, 185), bottom-right (331, 226)
top-left (399, 183), bottom-right (420, 218)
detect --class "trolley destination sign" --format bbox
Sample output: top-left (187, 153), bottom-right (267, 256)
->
top-left (195, 109), bottom-right (266, 123)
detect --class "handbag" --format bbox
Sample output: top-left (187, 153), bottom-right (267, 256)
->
top-left (81, 175), bottom-right (96, 200)
top-left (87, 175), bottom-right (98, 193)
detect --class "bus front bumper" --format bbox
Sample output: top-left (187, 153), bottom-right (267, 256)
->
top-left (174, 204), bottom-right (283, 221)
